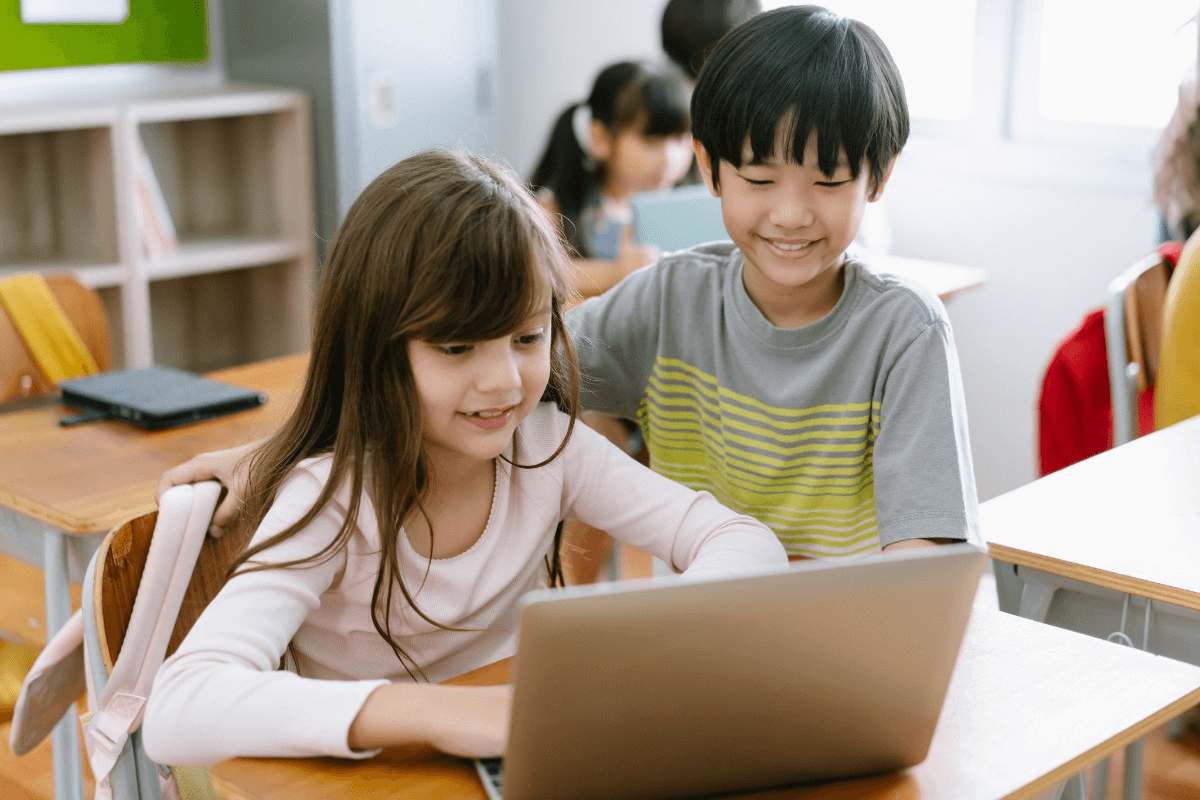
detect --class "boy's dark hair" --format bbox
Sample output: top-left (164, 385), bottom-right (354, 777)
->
top-left (691, 4), bottom-right (908, 195)
top-left (660, 0), bottom-right (761, 80)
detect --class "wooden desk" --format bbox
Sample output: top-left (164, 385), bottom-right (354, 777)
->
top-left (211, 608), bottom-right (1200, 800)
top-left (984, 415), bottom-right (1200, 612)
top-left (875, 254), bottom-right (988, 303)
top-left (0, 353), bottom-right (307, 536)
top-left (0, 352), bottom-right (307, 800)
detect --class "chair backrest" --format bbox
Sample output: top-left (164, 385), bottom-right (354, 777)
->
top-left (93, 503), bottom-right (253, 672)
top-left (0, 273), bottom-right (111, 405)
top-left (1105, 252), bottom-right (1172, 446)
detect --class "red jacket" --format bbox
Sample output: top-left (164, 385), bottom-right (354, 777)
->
top-left (1036, 243), bottom-right (1180, 475)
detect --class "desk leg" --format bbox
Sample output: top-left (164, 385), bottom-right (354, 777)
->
top-left (1122, 739), bottom-right (1143, 800)
top-left (44, 527), bottom-right (84, 800)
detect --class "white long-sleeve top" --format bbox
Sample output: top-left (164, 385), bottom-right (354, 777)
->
top-left (143, 403), bottom-right (787, 766)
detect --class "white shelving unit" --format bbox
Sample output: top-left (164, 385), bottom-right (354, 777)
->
top-left (0, 84), bottom-right (315, 372)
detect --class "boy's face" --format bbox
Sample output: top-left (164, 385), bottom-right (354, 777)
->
top-left (695, 132), bottom-right (893, 323)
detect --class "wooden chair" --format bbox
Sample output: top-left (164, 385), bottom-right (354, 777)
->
top-left (0, 273), bottom-right (111, 405)
top-left (1105, 251), bottom-right (1172, 445)
top-left (92, 508), bottom-right (251, 678)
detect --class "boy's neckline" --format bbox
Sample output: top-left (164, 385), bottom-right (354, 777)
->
top-left (740, 258), bottom-right (847, 329)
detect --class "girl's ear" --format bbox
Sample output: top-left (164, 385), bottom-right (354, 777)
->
top-left (693, 139), bottom-right (719, 197)
top-left (589, 119), bottom-right (614, 162)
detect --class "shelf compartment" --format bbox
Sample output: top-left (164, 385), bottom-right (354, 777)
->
top-left (135, 106), bottom-right (305, 247)
top-left (0, 126), bottom-right (119, 269)
top-left (149, 260), bottom-right (310, 373)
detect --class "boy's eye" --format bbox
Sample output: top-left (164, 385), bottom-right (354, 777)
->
top-left (817, 180), bottom-right (851, 188)
top-left (741, 175), bottom-right (773, 186)
top-left (438, 344), bottom-right (473, 356)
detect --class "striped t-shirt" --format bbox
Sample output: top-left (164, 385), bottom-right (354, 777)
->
top-left (569, 242), bottom-right (979, 558)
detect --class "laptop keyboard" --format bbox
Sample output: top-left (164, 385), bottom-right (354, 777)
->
top-left (475, 757), bottom-right (504, 800)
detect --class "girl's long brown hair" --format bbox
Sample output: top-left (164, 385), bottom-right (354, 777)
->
top-left (231, 149), bottom-right (581, 679)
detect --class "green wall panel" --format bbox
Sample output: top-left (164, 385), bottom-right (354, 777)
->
top-left (2, 0), bottom-right (207, 71)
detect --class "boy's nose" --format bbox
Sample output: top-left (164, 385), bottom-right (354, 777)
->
top-left (769, 191), bottom-right (815, 229)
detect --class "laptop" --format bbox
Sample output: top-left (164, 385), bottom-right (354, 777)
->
top-left (476, 543), bottom-right (986, 800)
top-left (630, 184), bottom-right (727, 253)
top-left (58, 366), bottom-right (267, 430)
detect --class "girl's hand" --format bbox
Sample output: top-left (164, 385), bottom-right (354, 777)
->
top-left (614, 223), bottom-right (660, 280)
top-left (349, 683), bottom-right (513, 758)
top-left (155, 440), bottom-right (259, 536)
top-left (420, 684), bottom-right (512, 759)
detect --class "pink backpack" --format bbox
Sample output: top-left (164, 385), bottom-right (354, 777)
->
top-left (9, 481), bottom-right (222, 800)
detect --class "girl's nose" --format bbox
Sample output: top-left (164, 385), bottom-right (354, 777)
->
top-left (477, 346), bottom-right (522, 393)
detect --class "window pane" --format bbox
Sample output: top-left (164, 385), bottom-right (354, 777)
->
top-left (760, 1), bottom-right (976, 121)
top-left (1037, 0), bottom-right (1197, 129)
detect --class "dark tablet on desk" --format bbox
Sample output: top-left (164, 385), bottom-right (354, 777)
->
top-left (58, 366), bottom-right (267, 430)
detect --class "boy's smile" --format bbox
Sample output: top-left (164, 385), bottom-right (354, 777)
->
top-left (695, 133), bottom-right (893, 329)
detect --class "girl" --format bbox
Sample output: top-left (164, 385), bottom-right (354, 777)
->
top-left (141, 149), bottom-right (786, 766)
top-left (531, 60), bottom-right (695, 297)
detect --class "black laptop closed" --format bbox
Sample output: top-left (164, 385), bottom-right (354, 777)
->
top-left (59, 366), bottom-right (267, 430)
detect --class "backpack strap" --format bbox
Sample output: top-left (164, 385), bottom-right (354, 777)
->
top-left (84, 481), bottom-right (221, 799)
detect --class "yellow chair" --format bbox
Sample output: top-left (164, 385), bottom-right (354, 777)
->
top-left (0, 272), bottom-right (110, 404)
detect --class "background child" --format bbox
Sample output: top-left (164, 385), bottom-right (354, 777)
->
top-left (567, 5), bottom-right (980, 558)
top-left (660, 0), bottom-right (761, 82)
top-left (141, 149), bottom-right (786, 767)
top-left (530, 60), bottom-right (695, 297)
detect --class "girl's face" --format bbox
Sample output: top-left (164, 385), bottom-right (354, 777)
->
top-left (595, 123), bottom-right (694, 199)
top-left (407, 305), bottom-right (553, 469)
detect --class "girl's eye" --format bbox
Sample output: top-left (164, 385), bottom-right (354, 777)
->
top-left (516, 331), bottom-right (546, 347)
top-left (438, 344), bottom-right (473, 356)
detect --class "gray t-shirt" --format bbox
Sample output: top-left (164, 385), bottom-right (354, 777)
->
top-left (567, 241), bottom-right (980, 556)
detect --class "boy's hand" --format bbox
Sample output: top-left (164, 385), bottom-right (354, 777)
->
top-left (155, 441), bottom-right (259, 536)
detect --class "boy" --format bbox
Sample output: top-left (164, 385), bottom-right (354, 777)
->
top-left (568, 5), bottom-right (979, 557)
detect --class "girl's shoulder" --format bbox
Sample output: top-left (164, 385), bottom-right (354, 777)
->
top-left (516, 402), bottom-right (573, 457)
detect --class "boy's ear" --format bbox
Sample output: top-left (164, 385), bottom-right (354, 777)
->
top-left (868, 156), bottom-right (898, 202)
top-left (693, 139), bottom-right (720, 197)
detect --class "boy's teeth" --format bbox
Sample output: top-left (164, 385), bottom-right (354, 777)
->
top-left (773, 240), bottom-right (811, 250)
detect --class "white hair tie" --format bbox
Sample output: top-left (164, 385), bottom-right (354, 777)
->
top-left (572, 103), bottom-right (597, 167)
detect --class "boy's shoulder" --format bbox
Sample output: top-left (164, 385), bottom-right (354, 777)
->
top-left (844, 254), bottom-right (950, 328)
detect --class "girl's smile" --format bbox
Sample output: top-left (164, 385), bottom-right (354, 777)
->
top-left (462, 407), bottom-right (516, 430)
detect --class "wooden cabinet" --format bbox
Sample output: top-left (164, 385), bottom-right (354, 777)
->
top-left (0, 84), bottom-right (314, 372)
